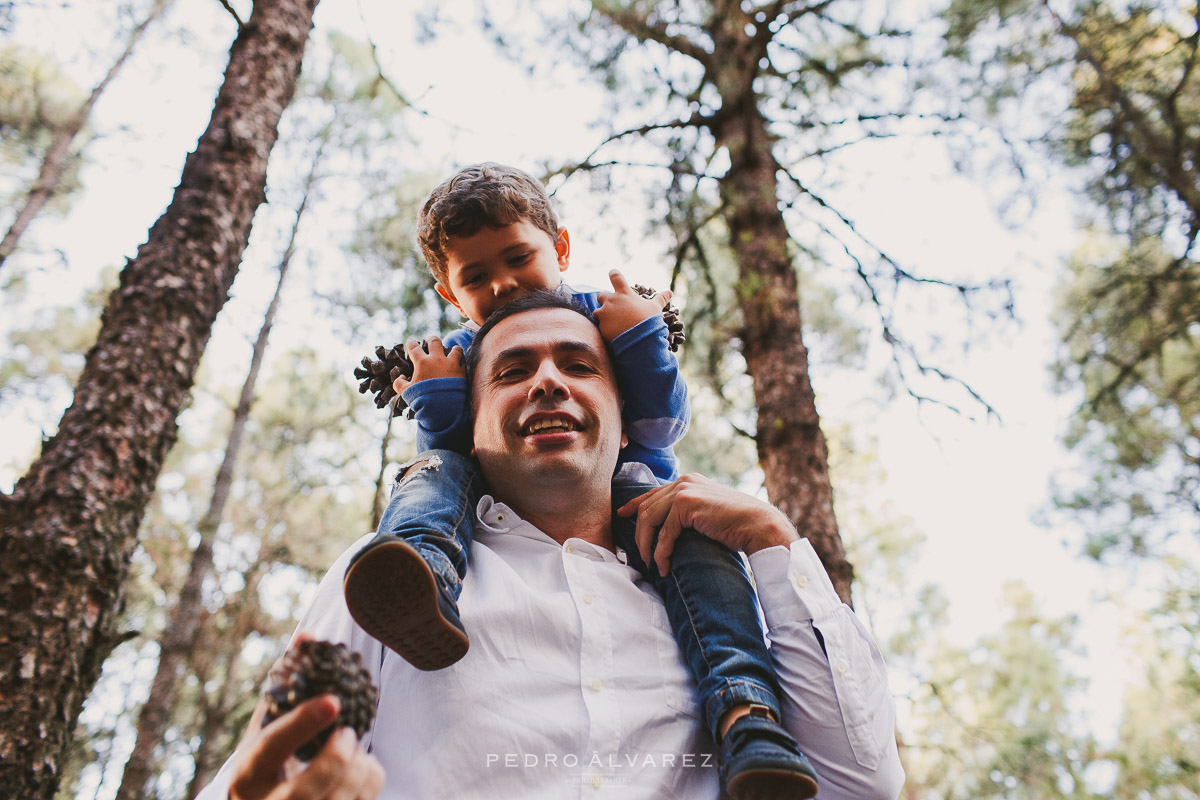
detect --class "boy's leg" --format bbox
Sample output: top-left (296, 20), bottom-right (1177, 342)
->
top-left (611, 484), bottom-right (819, 800)
top-left (344, 450), bottom-right (482, 670)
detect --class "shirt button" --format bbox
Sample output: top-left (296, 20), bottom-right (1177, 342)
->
top-left (836, 660), bottom-right (849, 674)
top-left (591, 775), bottom-right (603, 788)
top-left (590, 677), bottom-right (603, 692)
top-left (565, 545), bottom-right (576, 555)
top-left (794, 574), bottom-right (809, 589)
top-left (496, 513), bottom-right (506, 522)
top-left (582, 592), bottom-right (594, 604)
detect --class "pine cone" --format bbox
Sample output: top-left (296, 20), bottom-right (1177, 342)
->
top-left (262, 640), bottom-right (379, 761)
top-left (632, 284), bottom-right (686, 352)
top-left (353, 342), bottom-right (426, 416)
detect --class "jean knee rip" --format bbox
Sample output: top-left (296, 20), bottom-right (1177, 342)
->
top-left (395, 453), bottom-right (443, 486)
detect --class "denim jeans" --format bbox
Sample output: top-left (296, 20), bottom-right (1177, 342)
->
top-left (373, 449), bottom-right (482, 600)
top-left (611, 483), bottom-right (782, 742)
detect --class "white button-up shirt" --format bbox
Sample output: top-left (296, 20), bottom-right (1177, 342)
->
top-left (198, 497), bottom-right (904, 799)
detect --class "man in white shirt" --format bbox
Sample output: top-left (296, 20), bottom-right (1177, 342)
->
top-left (200, 294), bottom-right (904, 800)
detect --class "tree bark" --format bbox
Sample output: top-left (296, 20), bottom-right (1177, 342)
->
top-left (113, 161), bottom-right (316, 800)
top-left (590, 2), bottom-right (855, 603)
top-left (0, 0), bottom-right (318, 796)
top-left (709, 18), bottom-right (853, 603)
top-left (0, 0), bottom-right (173, 270)
top-left (185, 567), bottom-right (267, 800)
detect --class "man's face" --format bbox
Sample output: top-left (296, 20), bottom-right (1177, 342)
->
top-left (471, 308), bottom-right (626, 504)
top-left (436, 220), bottom-right (570, 325)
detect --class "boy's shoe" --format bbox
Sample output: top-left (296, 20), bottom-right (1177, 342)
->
top-left (343, 536), bottom-right (469, 671)
top-left (719, 711), bottom-right (820, 800)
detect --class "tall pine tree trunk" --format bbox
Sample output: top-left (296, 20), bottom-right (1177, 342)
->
top-left (709, 20), bottom-right (852, 603)
top-left (113, 164), bottom-right (316, 800)
top-left (0, 1), bottom-right (318, 796)
top-left (185, 566), bottom-right (268, 800)
top-left (586, 1), bottom-right (854, 603)
top-left (0, 0), bottom-right (174, 270)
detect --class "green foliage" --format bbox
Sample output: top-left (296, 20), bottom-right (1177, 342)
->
top-left (945, 0), bottom-right (1200, 559)
top-left (1052, 233), bottom-right (1199, 558)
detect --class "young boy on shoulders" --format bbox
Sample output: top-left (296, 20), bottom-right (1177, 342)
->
top-left (343, 162), bottom-right (820, 799)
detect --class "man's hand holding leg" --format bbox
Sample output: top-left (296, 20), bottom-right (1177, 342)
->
top-left (616, 473), bottom-right (799, 577)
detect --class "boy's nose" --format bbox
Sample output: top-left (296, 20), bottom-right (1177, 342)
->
top-left (492, 274), bottom-right (520, 296)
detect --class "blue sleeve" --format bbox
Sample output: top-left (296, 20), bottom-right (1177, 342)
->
top-left (401, 377), bottom-right (472, 455)
top-left (608, 314), bottom-right (690, 482)
top-left (399, 326), bottom-right (476, 455)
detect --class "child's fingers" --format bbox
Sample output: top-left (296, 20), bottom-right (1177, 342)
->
top-left (658, 289), bottom-right (673, 307)
top-left (425, 336), bottom-right (446, 357)
top-left (608, 269), bottom-right (633, 293)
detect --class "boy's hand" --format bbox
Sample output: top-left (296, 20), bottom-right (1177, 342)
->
top-left (594, 269), bottom-right (671, 343)
top-left (392, 336), bottom-right (465, 395)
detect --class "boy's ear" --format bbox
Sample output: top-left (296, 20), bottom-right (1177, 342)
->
top-left (555, 228), bottom-right (570, 270)
top-left (435, 283), bottom-right (465, 315)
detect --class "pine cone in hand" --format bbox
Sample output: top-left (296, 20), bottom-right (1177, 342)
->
top-left (262, 640), bottom-right (379, 761)
top-left (353, 342), bottom-right (426, 415)
top-left (632, 284), bottom-right (686, 352)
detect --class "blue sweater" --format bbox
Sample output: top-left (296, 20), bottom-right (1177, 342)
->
top-left (400, 290), bottom-right (689, 482)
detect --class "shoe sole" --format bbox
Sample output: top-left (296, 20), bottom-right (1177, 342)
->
top-left (344, 540), bottom-right (469, 671)
top-left (725, 769), bottom-right (819, 800)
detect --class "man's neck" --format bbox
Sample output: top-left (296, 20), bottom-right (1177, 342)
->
top-left (505, 482), bottom-right (614, 550)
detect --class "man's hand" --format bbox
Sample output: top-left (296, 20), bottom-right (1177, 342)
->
top-left (593, 269), bottom-right (671, 343)
top-left (392, 336), bottom-right (465, 396)
top-left (228, 694), bottom-right (384, 800)
top-left (616, 474), bottom-right (799, 576)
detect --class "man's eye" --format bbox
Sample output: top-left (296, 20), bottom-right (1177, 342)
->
top-left (566, 362), bottom-right (597, 373)
top-left (496, 367), bottom-right (528, 380)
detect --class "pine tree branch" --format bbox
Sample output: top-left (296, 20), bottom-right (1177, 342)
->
top-left (215, 0), bottom-right (244, 28)
top-left (590, 0), bottom-right (714, 68)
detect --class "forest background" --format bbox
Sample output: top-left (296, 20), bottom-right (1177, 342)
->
top-left (0, 0), bottom-right (1196, 798)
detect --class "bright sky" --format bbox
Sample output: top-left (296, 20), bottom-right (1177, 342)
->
top-left (3, 0), bottom-right (1145, 768)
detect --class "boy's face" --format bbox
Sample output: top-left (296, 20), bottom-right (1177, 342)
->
top-left (436, 220), bottom-right (570, 325)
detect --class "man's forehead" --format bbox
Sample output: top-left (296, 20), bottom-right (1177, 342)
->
top-left (478, 308), bottom-right (605, 361)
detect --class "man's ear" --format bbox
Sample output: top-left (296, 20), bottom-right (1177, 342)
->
top-left (435, 283), bottom-right (466, 315)
top-left (555, 228), bottom-right (570, 271)
top-left (620, 424), bottom-right (628, 451)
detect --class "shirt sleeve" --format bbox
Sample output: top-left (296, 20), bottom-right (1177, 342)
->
top-left (609, 314), bottom-right (690, 450)
top-left (401, 376), bottom-right (472, 454)
top-left (748, 541), bottom-right (905, 800)
top-left (192, 536), bottom-right (385, 800)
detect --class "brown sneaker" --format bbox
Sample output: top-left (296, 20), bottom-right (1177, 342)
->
top-left (344, 536), bottom-right (469, 670)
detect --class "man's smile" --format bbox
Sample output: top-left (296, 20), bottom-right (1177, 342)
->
top-left (520, 412), bottom-right (582, 437)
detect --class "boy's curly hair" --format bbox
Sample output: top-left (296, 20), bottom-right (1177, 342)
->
top-left (417, 163), bottom-right (560, 288)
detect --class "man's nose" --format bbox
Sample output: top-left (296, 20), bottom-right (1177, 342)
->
top-left (528, 362), bottom-right (570, 399)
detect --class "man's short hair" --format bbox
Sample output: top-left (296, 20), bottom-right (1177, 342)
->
top-left (417, 163), bottom-right (561, 289)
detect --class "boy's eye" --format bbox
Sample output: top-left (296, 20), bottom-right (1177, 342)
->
top-left (462, 273), bottom-right (485, 287)
top-left (508, 251), bottom-right (532, 266)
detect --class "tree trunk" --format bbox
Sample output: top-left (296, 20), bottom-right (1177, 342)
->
top-left (186, 567), bottom-right (267, 800)
top-left (372, 413), bottom-right (396, 530)
top-left (0, 0), bottom-right (173, 270)
top-left (0, 0), bottom-right (318, 796)
top-left (709, 24), bottom-right (853, 604)
top-left (113, 164), bottom-right (316, 800)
